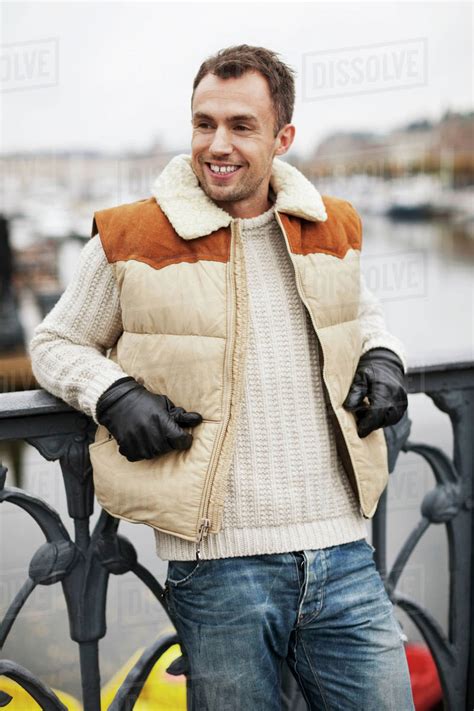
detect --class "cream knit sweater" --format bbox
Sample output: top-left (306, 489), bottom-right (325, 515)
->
top-left (29, 203), bottom-right (392, 561)
top-left (154, 204), bottom-right (367, 559)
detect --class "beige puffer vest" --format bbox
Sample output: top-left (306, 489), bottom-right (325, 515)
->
top-left (88, 155), bottom-right (389, 554)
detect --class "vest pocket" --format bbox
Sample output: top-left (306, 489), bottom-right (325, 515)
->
top-left (88, 419), bottom-right (220, 541)
top-left (89, 424), bottom-right (113, 448)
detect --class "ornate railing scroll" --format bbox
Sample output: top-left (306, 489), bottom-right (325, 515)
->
top-left (0, 360), bottom-right (472, 709)
top-left (0, 390), bottom-right (181, 711)
top-left (375, 360), bottom-right (474, 711)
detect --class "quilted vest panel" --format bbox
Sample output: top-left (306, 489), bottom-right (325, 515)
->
top-left (88, 197), bottom-right (388, 542)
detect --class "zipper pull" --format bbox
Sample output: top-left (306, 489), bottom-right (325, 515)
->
top-left (195, 518), bottom-right (210, 560)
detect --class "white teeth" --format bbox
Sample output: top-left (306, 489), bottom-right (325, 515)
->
top-left (209, 164), bottom-right (239, 174)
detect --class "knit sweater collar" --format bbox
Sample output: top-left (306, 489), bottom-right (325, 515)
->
top-left (150, 154), bottom-right (328, 241)
top-left (239, 203), bottom-right (276, 231)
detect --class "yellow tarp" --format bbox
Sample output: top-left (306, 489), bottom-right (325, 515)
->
top-left (0, 629), bottom-right (186, 711)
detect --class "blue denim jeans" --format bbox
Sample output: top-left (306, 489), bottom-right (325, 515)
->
top-left (164, 538), bottom-right (415, 710)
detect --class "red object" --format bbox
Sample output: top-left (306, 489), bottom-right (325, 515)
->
top-left (405, 643), bottom-right (443, 711)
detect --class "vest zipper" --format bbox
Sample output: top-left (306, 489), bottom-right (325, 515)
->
top-left (194, 219), bottom-right (240, 556)
top-left (195, 518), bottom-right (210, 560)
top-left (274, 210), bottom-right (366, 518)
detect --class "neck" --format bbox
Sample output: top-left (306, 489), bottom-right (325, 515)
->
top-left (214, 184), bottom-right (275, 220)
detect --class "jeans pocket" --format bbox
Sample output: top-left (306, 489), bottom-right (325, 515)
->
top-left (166, 559), bottom-right (203, 586)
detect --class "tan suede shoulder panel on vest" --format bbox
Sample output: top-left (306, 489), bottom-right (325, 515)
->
top-left (279, 195), bottom-right (362, 259)
top-left (91, 193), bottom-right (360, 266)
top-left (92, 197), bottom-right (231, 268)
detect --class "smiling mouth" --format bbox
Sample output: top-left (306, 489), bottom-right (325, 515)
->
top-left (204, 162), bottom-right (243, 180)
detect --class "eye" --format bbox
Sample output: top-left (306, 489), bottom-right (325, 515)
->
top-left (234, 125), bottom-right (250, 131)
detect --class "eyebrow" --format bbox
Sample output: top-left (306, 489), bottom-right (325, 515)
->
top-left (192, 111), bottom-right (259, 125)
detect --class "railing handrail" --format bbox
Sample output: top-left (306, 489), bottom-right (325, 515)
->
top-left (0, 358), bottom-right (473, 423)
top-left (0, 389), bottom-right (76, 419)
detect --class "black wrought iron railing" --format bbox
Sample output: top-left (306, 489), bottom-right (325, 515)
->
top-left (0, 360), bottom-right (473, 710)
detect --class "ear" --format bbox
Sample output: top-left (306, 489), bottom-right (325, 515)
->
top-left (274, 124), bottom-right (296, 157)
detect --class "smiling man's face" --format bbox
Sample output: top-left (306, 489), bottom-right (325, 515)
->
top-left (191, 70), bottom-right (295, 219)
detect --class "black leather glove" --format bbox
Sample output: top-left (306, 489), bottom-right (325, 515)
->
top-left (343, 348), bottom-right (408, 438)
top-left (96, 376), bottom-right (203, 462)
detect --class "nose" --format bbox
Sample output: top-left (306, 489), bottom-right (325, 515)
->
top-left (209, 125), bottom-right (233, 156)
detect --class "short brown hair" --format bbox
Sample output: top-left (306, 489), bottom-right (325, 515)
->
top-left (191, 45), bottom-right (296, 136)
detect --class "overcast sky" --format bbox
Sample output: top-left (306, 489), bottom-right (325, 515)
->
top-left (1, 1), bottom-right (472, 156)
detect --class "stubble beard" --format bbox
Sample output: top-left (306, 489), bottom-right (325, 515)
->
top-left (197, 162), bottom-right (269, 205)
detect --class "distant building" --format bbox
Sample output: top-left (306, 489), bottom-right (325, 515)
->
top-left (305, 110), bottom-right (474, 185)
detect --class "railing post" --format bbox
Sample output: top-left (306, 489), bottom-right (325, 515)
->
top-left (379, 362), bottom-right (474, 710)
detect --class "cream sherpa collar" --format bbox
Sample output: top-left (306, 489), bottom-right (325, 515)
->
top-left (150, 154), bottom-right (327, 240)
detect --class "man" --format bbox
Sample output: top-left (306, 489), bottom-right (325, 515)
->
top-left (30, 45), bottom-right (414, 710)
